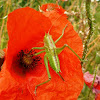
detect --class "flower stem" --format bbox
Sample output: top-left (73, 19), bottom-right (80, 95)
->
top-left (87, 65), bottom-right (98, 99)
top-left (82, 0), bottom-right (93, 65)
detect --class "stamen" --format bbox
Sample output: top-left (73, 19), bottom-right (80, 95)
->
top-left (23, 55), bottom-right (33, 65)
top-left (17, 49), bottom-right (42, 71)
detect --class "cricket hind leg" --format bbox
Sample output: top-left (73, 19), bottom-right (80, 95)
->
top-left (56, 44), bottom-right (84, 62)
top-left (34, 54), bottom-right (51, 95)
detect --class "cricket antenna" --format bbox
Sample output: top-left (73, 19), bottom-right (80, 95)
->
top-left (48, 12), bottom-right (66, 34)
top-left (39, 4), bottom-right (67, 35)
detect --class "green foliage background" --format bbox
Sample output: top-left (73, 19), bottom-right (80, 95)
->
top-left (0, 0), bottom-right (100, 100)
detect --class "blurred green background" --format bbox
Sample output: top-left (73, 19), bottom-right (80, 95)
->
top-left (0, 0), bottom-right (100, 100)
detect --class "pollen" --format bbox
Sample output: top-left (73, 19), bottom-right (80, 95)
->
top-left (22, 55), bottom-right (33, 65)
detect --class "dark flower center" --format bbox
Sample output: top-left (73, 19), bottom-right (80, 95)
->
top-left (13, 49), bottom-right (42, 74)
top-left (22, 55), bottom-right (33, 65)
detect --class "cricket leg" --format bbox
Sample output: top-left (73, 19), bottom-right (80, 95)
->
top-left (55, 24), bottom-right (68, 44)
top-left (34, 54), bottom-right (51, 95)
top-left (34, 50), bottom-right (45, 56)
top-left (28, 47), bottom-right (45, 54)
top-left (32, 47), bottom-right (45, 50)
top-left (56, 44), bottom-right (84, 62)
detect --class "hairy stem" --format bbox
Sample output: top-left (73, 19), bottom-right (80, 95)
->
top-left (82, 0), bottom-right (93, 65)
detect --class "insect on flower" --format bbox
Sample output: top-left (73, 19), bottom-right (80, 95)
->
top-left (4, 5), bottom-right (83, 99)
top-left (32, 15), bottom-right (83, 95)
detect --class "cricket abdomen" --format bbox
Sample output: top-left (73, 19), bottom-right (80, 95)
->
top-left (47, 51), bottom-right (60, 72)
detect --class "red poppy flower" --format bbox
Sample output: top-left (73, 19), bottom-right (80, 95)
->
top-left (40, 3), bottom-right (68, 18)
top-left (57, 0), bottom-right (68, 2)
top-left (0, 4), bottom-right (83, 100)
top-left (84, 72), bottom-right (100, 100)
top-left (84, 72), bottom-right (100, 90)
top-left (61, 0), bottom-right (68, 1)
top-left (96, 94), bottom-right (100, 100)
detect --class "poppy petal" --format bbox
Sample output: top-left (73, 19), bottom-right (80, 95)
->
top-left (40, 3), bottom-right (68, 18)
top-left (0, 61), bottom-right (33, 100)
top-left (7, 7), bottom-right (51, 53)
top-left (96, 94), bottom-right (100, 100)
top-left (84, 72), bottom-right (100, 90)
top-left (6, 7), bottom-right (51, 83)
top-left (84, 72), bottom-right (100, 100)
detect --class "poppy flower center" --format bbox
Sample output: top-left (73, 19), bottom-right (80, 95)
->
top-left (17, 50), bottom-right (42, 70)
top-left (22, 55), bottom-right (33, 65)
top-left (11, 49), bottom-right (42, 75)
